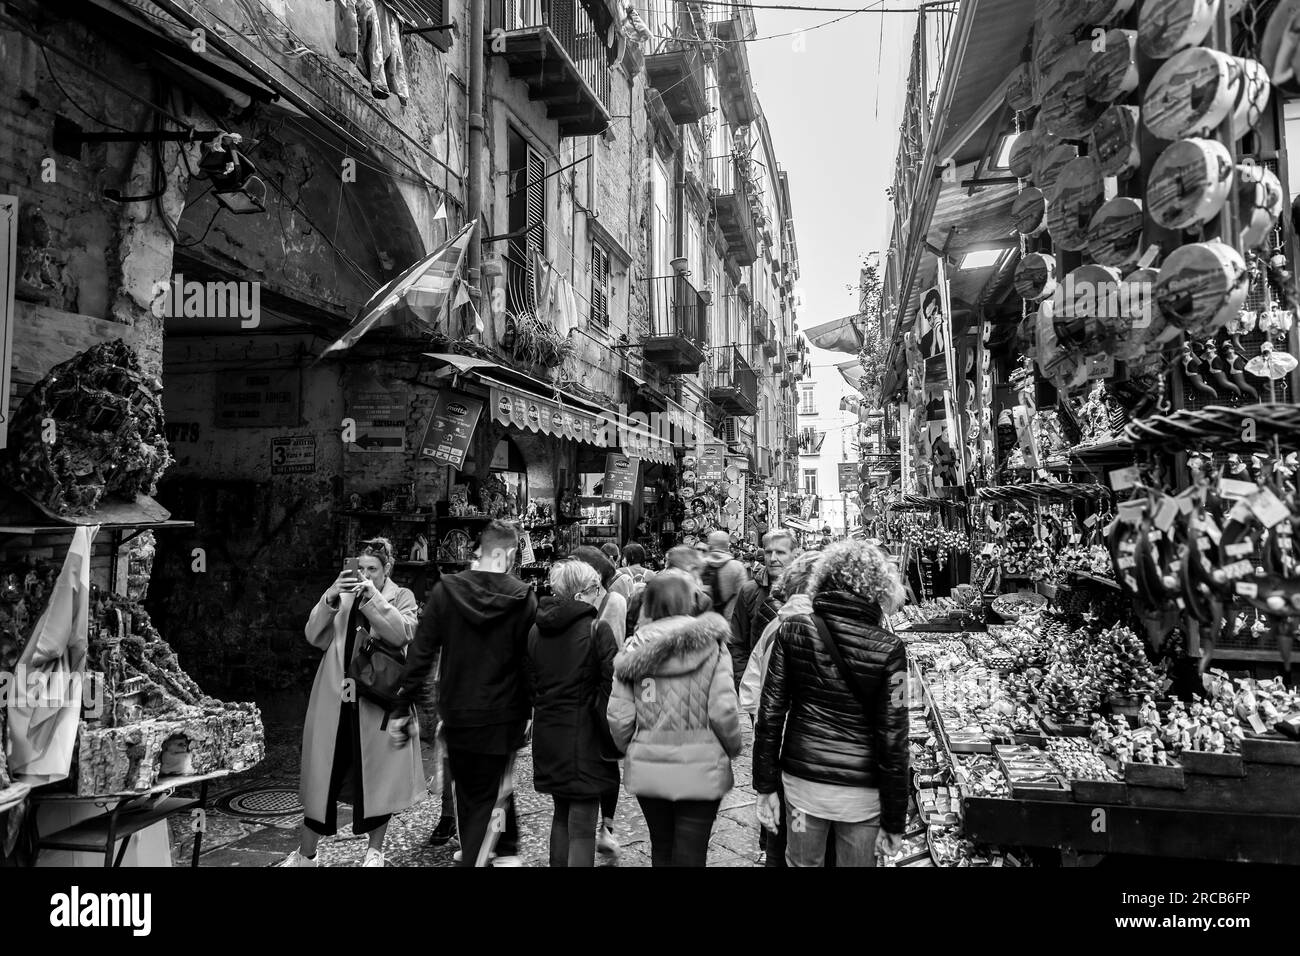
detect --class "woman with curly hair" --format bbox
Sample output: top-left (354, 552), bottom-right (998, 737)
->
top-left (752, 540), bottom-right (909, 867)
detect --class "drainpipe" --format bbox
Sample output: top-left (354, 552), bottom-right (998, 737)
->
top-left (467, 0), bottom-right (486, 336)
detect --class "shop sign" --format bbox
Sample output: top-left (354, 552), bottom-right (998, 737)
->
top-left (419, 389), bottom-right (484, 468)
top-left (697, 443), bottom-right (726, 481)
top-left (347, 373), bottom-right (408, 453)
top-left (270, 435), bottom-right (316, 474)
top-left (837, 461), bottom-right (860, 492)
top-left (602, 453), bottom-right (640, 503)
top-left (215, 370), bottom-right (301, 428)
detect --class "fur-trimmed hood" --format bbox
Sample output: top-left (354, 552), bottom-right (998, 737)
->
top-left (614, 612), bottom-right (730, 682)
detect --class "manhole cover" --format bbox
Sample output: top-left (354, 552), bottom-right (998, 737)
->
top-left (215, 786), bottom-right (303, 818)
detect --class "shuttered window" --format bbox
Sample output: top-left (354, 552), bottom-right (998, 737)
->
top-left (590, 243), bottom-right (610, 329)
top-left (507, 126), bottom-right (547, 314)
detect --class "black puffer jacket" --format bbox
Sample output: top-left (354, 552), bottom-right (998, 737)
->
top-left (752, 590), bottom-right (909, 834)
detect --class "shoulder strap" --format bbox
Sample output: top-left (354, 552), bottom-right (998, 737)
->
top-left (810, 613), bottom-right (873, 716)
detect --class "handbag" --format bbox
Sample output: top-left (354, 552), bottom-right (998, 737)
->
top-left (589, 619), bottom-right (623, 761)
top-left (347, 623), bottom-right (408, 716)
top-left (810, 613), bottom-right (875, 717)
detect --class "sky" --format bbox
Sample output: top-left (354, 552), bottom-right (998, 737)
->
top-left (746, 2), bottom-right (919, 438)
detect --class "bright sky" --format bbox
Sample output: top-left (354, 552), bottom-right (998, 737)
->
top-left (748, 3), bottom-right (918, 407)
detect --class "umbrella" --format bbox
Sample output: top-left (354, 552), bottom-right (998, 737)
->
top-left (1245, 341), bottom-right (1299, 380)
top-left (806, 314), bottom-right (865, 354)
top-left (319, 221), bottom-right (477, 357)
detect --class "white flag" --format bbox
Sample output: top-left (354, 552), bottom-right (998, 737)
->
top-left (433, 200), bottom-right (448, 222)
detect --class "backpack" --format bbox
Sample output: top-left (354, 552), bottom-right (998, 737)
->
top-left (700, 565), bottom-right (730, 618)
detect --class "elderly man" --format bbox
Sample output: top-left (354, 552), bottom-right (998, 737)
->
top-left (729, 529), bottom-right (800, 688)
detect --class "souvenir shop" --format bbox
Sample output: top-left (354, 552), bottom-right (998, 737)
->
top-left (872, 0), bottom-right (1300, 867)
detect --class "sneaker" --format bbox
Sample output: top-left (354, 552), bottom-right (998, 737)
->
top-left (363, 849), bottom-right (384, 867)
top-left (279, 849), bottom-right (318, 867)
top-left (429, 817), bottom-right (457, 847)
top-left (452, 849), bottom-right (496, 864)
top-left (596, 824), bottom-right (619, 855)
top-left (491, 855), bottom-right (524, 867)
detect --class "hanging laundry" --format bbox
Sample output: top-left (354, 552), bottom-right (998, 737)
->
top-left (355, 0), bottom-right (389, 99)
top-left (383, 8), bottom-right (410, 106)
top-left (332, 0), bottom-right (359, 59)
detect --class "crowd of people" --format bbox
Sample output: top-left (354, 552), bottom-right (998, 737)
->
top-left (282, 520), bottom-right (910, 868)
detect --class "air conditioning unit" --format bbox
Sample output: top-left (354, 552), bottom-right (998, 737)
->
top-left (723, 416), bottom-right (742, 445)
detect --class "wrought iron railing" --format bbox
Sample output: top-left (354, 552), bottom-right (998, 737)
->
top-left (644, 273), bottom-right (709, 346)
top-left (712, 343), bottom-right (758, 410)
top-left (640, 0), bottom-right (703, 54)
top-left (489, 0), bottom-right (611, 113)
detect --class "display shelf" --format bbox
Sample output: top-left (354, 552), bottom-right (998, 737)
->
top-left (0, 519), bottom-right (194, 536)
top-left (337, 510), bottom-right (435, 521)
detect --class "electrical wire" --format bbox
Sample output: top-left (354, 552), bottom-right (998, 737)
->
top-left (41, 46), bottom-right (133, 133)
top-left (174, 195), bottom-right (223, 248)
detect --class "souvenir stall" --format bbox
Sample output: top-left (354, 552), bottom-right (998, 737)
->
top-left (880, 1), bottom-right (1300, 865)
top-left (675, 443), bottom-right (750, 550)
top-left (0, 341), bottom-right (264, 867)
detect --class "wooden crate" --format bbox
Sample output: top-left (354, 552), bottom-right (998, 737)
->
top-left (1121, 760), bottom-right (1185, 790)
top-left (1177, 751), bottom-right (1246, 778)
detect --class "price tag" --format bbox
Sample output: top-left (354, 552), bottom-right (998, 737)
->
top-left (1084, 514), bottom-right (1099, 528)
top-left (1247, 713), bottom-right (1269, 735)
top-left (1109, 466), bottom-right (1140, 491)
top-left (1202, 514), bottom-right (1222, 545)
top-left (1175, 488), bottom-right (1198, 515)
top-left (1153, 497), bottom-right (1178, 531)
top-left (1069, 533), bottom-right (1082, 544)
top-left (1225, 541), bottom-right (1254, 558)
top-left (1228, 501), bottom-right (1255, 525)
top-left (1149, 529), bottom-right (1164, 541)
top-left (1086, 353), bottom-right (1115, 379)
top-left (1118, 500), bottom-right (1147, 523)
top-left (1219, 478), bottom-right (1259, 499)
top-left (1247, 487), bottom-right (1289, 529)
top-left (1235, 581), bottom-right (1259, 598)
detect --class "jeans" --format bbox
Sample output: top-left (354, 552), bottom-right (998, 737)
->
top-left (600, 786), bottom-right (618, 823)
top-left (447, 748), bottom-right (519, 866)
top-left (549, 797), bottom-right (600, 867)
top-left (636, 797), bottom-right (720, 867)
top-left (785, 813), bottom-right (878, 867)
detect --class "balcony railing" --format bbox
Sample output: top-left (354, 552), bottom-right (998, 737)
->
top-left (640, 0), bottom-right (709, 124)
top-left (708, 152), bottom-right (759, 265)
top-left (710, 344), bottom-right (759, 416)
top-left (488, 0), bottom-right (612, 136)
top-left (641, 273), bottom-right (709, 373)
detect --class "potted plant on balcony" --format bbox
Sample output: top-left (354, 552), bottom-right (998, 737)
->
top-left (763, 339), bottom-right (778, 358)
top-left (670, 256), bottom-right (689, 276)
top-left (699, 287), bottom-right (714, 305)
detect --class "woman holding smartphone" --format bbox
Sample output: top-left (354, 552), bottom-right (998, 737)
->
top-left (283, 537), bottom-right (423, 867)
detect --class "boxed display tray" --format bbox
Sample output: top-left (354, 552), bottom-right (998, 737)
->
top-left (1241, 734), bottom-right (1300, 767)
top-left (1176, 751), bottom-right (1246, 778)
top-left (1120, 760), bottom-right (1185, 790)
top-left (1070, 777), bottom-right (1129, 804)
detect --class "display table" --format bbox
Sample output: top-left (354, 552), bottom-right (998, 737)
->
top-left (34, 770), bottom-right (230, 867)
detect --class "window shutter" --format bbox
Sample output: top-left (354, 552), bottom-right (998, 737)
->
top-left (590, 244), bottom-right (609, 329)
top-left (525, 144), bottom-right (546, 311)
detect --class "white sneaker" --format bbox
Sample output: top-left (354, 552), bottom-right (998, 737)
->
top-left (597, 824), bottom-right (619, 854)
top-left (280, 849), bottom-right (318, 867)
top-left (491, 855), bottom-right (524, 867)
top-left (363, 849), bottom-right (384, 867)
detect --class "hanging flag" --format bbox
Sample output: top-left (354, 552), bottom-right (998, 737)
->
top-left (433, 200), bottom-right (448, 222)
top-left (319, 221), bottom-right (476, 357)
top-left (468, 295), bottom-right (485, 334)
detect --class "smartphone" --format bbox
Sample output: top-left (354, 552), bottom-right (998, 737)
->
top-left (342, 557), bottom-right (361, 587)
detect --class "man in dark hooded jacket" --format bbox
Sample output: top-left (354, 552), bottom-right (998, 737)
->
top-left (390, 520), bottom-right (537, 866)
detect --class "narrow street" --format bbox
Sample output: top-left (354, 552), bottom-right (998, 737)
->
top-left (169, 711), bottom-right (762, 867)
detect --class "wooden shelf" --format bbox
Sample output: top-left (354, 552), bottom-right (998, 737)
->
top-left (0, 519), bottom-right (194, 536)
top-left (337, 510), bottom-right (434, 521)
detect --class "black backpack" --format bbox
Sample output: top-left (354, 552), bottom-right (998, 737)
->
top-left (700, 565), bottom-right (728, 616)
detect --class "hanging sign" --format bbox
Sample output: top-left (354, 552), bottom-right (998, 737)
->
top-left (697, 442), bottom-right (727, 481)
top-left (838, 461), bottom-right (860, 493)
top-left (419, 389), bottom-right (484, 468)
top-left (270, 435), bottom-right (316, 475)
top-left (486, 384), bottom-right (672, 465)
top-left (602, 453), bottom-right (640, 503)
top-left (347, 372), bottom-right (407, 453)
top-left (215, 369), bottom-right (301, 428)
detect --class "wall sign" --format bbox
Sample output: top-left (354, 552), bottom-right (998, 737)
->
top-left (697, 442), bottom-right (726, 481)
top-left (270, 435), bottom-right (317, 474)
top-left (602, 453), bottom-right (640, 503)
top-left (215, 369), bottom-right (301, 428)
top-left (348, 372), bottom-right (408, 453)
top-left (838, 461), bottom-right (860, 493)
top-left (419, 389), bottom-right (483, 467)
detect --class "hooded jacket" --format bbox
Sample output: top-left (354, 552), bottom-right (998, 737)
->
top-left (607, 612), bottom-right (743, 801)
top-left (738, 592), bottom-right (812, 719)
top-left (752, 590), bottom-right (909, 834)
top-left (525, 597), bottom-right (620, 799)
top-left (396, 570), bottom-right (537, 752)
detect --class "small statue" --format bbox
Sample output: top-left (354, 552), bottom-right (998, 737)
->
top-left (1140, 695), bottom-right (1160, 729)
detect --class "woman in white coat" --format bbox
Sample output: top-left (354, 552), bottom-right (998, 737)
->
top-left (282, 538), bottom-right (424, 867)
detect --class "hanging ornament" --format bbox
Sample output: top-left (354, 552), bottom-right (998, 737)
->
top-left (1245, 340), bottom-right (1299, 380)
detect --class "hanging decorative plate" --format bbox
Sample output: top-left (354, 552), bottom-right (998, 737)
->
top-left (1033, 31), bottom-right (1072, 95)
top-left (1053, 265), bottom-right (1123, 349)
top-left (1008, 131), bottom-right (1038, 179)
top-left (682, 517), bottom-right (699, 533)
top-left (682, 469), bottom-right (697, 484)
top-left (1040, 0), bottom-right (1093, 34)
top-left (725, 500), bottom-right (741, 517)
top-left (1091, 104), bottom-right (1141, 178)
top-left (1154, 241), bottom-right (1249, 336)
top-left (1144, 48), bottom-right (1240, 141)
top-left (724, 464), bottom-right (741, 482)
top-left (1230, 58), bottom-right (1271, 137)
top-left (1138, 0), bottom-right (1218, 60)
top-left (682, 455), bottom-right (698, 469)
top-left (1147, 138), bottom-right (1234, 230)
top-left (1012, 187), bottom-right (1048, 236)
top-left (1087, 197), bottom-right (1144, 269)
top-left (1047, 156), bottom-right (1105, 252)
top-left (1036, 143), bottom-right (1080, 202)
top-left (1014, 252), bottom-right (1058, 303)
top-left (1262, 0), bottom-right (1300, 88)
top-left (727, 482), bottom-right (744, 499)
top-left (1091, 0), bottom-right (1137, 26)
top-left (1006, 62), bottom-right (1037, 112)
top-left (683, 534), bottom-right (699, 547)
top-left (1086, 29), bottom-right (1139, 103)
top-left (1116, 267), bottom-right (1166, 359)
top-left (1237, 165), bottom-right (1284, 250)
top-left (1039, 43), bottom-right (1102, 139)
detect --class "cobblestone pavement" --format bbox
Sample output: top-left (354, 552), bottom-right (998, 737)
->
top-left (170, 709), bottom-right (763, 868)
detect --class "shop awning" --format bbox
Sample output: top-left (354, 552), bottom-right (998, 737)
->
top-left (785, 517), bottom-right (815, 533)
top-left (427, 353), bottom-right (675, 465)
top-left (838, 361), bottom-right (868, 395)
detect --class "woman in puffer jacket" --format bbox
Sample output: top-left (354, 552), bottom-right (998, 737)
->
top-left (607, 570), bottom-right (743, 867)
top-left (753, 540), bottom-right (909, 867)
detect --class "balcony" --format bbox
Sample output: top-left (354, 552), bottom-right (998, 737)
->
top-left (488, 0), bottom-right (613, 137)
top-left (753, 303), bottom-right (779, 358)
top-left (708, 153), bottom-right (759, 266)
top-left (710, 344), bottom-right (759, 417)
top-left (712, 15), bottom-right (757, 126)
top-left (642, 1), bottom-right (709, 124)
top-left (641, 273), bottom-right (709, 374)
